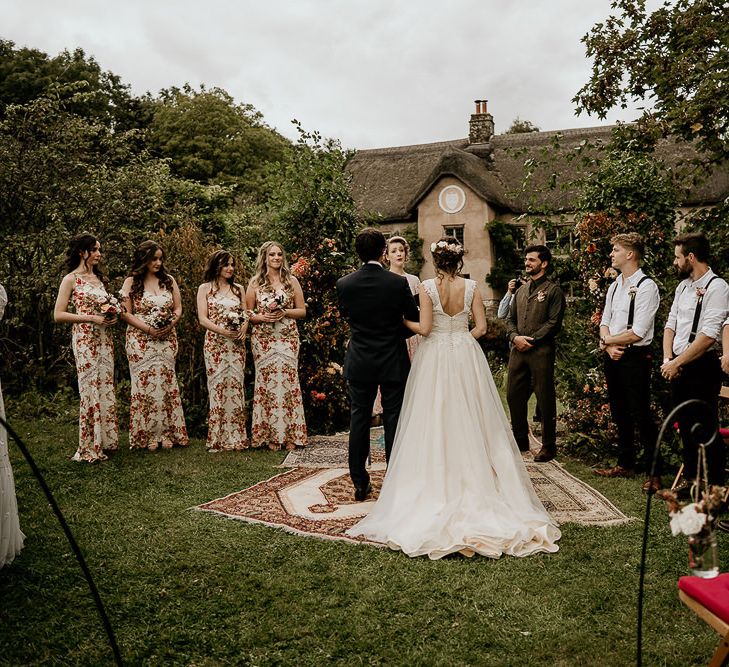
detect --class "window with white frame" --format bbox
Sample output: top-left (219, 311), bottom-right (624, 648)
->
top-left (443, 225), bottom-right (465, 246)
top-left (513, 225), bottom-right (527, 251)
top-left (544, 225), bottom-right (574, 255)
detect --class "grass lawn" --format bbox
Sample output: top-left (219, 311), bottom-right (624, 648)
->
top-left (0, 415), bottom-right (726, 666)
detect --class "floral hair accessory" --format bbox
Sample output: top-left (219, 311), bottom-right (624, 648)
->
top-left (430, 240), bottom-right (464, 256)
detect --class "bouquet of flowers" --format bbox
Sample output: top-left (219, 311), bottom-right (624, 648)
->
top-left (260, 289), bottom-right (287, 313)
top-left (658, 485), bottom-right (729, 536)
top-left (222, 306), bottom-right (247, 331)
top-left (99, 294), bottom-right (122, 320)
top-left (148, 304), bottom-right (174, 329)
top-left (657, 482), bottom-right (728, 577)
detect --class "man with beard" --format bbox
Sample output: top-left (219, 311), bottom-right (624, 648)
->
top-left (662, 232), bottom-right (729, 487)
top-left (506, 245), bottom-right (566, 462)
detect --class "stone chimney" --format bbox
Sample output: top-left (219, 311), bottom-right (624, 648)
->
top-left (466, 99), bottom-right (494, 161)
top-left (469, 99), bottom-right (494, 144)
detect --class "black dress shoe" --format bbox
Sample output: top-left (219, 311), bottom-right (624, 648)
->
top-left (354, 483), bottom-right (372, 502)
top-left (716, 520), bottom-right (729, 534)
top-left (534, 447), bottom-right (556, 462)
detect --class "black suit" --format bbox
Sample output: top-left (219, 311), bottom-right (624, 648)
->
top-left (336, 263), bottom-right (419, 491)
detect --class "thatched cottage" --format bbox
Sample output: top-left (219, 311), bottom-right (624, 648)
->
top-left (346, 101), bottom-right (729, 304)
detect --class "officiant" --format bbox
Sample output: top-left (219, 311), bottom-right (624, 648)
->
top-left (506, 245), bottom-right (566, 462)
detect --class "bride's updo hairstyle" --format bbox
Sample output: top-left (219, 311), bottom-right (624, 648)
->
top-left (430, 236), bottom-right (465, 277)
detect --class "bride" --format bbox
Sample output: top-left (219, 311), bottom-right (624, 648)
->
top-left (346, 237), bottom-right (561, 559)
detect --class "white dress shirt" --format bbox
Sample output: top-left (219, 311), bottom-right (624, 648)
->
top-left (497, 292), bottom-right (513, 319)
top-left (600, 269), bottom-right (660, 346)
top-left (665, 269), bottom-right (729, 355)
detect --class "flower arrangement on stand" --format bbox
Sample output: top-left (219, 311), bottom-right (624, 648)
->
top-left (657, 446), bottom-right (729, 578)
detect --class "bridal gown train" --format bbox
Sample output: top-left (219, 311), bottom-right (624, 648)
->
top-left (347, 279), bottom-right (561, 560)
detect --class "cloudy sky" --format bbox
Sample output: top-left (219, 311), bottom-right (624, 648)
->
top-left (2, 0), bottom-right (658, 150)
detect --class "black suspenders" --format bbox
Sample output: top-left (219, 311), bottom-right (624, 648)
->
top-left (627, 276), bottom-right (650, 330)
top-left (688, 275), bottom-right (718, 343)
top-left (608, 275), bottom-right (651, 330)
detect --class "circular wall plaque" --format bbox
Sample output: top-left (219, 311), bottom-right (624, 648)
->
top-left (438, 185), bottom-right (466, 214)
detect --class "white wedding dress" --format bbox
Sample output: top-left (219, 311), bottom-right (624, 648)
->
top-left (0, 284), bottom-right (25, 567)
top-left (347, 279), bottom-right (560, 560)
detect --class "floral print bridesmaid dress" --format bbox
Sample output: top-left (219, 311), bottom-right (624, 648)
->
top-left (204, 292), bottom-right (248, 451)
top-left (125, 291), bottom-right (188, 450)
top-left (70, 276), bottom-right (119, 462)
top-left (250, 286), bottom-right (307, 450)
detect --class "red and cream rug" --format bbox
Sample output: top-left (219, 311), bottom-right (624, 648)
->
top-left (194, 430), bottom-right (633, 547)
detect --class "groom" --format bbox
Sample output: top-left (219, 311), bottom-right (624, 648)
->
top-left (336, 228), bottom-right (419, 501)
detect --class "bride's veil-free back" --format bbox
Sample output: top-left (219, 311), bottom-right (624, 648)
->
top-left (347, 278), bottom-right (560, 560)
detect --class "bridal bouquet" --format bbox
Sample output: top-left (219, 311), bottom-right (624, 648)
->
top-left (260, 289), bottom-right (287, 313)
top-left (98, 294), bottom-right (122, 320)
top-left (222, 306), bottom-right (247, 331)
top-left (148, 304), bottom-right (174, 329)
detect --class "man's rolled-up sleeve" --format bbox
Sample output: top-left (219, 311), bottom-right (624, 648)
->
top-left (630, 281), bottom-right (660, 340)
top-left (698, 280), bottom-right (729, 341)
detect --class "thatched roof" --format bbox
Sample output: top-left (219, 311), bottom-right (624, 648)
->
top-left (346, 125), bottom-right (729, 221)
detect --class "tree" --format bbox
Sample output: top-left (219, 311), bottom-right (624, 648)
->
top-left (249, 122), bottom-right (361, 433)
top-left (0, 94), bottom-right (226, 395)
top-left (505, 117), bottom-right (540, 134)
top-left (574, 0), bottom-right (729, 164)
top-left (0, 39), bottom-right (143, 130)
top-left (147, 85), bottom-right (290, 203)
top-left (557, 147), bottom-right (679, 460)
top-left (484, 219), bottom-right (523, 291)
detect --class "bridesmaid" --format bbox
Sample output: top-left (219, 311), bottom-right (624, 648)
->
top-left (196, 250), bottom-right (249, 452)
top-left (53, 233), bottom-right (119, 462)
top-left (246, 241), bottom-right (308, 450)
top-left (372, 235), bottom-right (421, 420)
top-left (120, 241), bottom-right (188, 451)
top-left (0, 283), bottom-right (25, 566)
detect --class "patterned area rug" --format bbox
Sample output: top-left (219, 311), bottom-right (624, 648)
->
top-left (195, 429), bottom-right (633, 547)
top-left (280, 427), bottom-right (386, 468)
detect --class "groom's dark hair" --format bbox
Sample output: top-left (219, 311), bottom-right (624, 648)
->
top-left (355, 228), bottom-right (387, 262)
top-left (524, 244), bottom-right (552, 267)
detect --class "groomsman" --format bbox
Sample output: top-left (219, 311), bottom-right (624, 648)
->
top-left (506, 245), bottom-right (566, 462)
top-left (594, 233), bottom-right (661, 492)
top-left (661, 232), bottom-right (729, 486)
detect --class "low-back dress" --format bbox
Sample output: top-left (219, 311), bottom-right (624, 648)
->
top-left (347, 278), bottom-right (561, 559)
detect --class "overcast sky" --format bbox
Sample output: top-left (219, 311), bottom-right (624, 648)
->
top-left (2, 0), bottom-right (659, 150)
